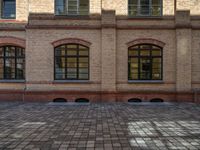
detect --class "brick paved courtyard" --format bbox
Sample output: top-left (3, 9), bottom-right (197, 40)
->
top-left (0, 102), bottom-right (200, 150)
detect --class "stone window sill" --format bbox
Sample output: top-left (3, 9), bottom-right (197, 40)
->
top-left (53, 80), bottom-right (91, 84)
top-left (128, 80), bottom-right (164, 84)
top-left (0, 80), bottom-right (25, 83)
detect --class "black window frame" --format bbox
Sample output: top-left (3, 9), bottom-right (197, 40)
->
top-left (0, 45), bottom-right (25, 80)
top-left (128, 44), bottom-right (163, 81)
top-left (128, 0), bottom-right (163, 17)
top-left (54, 0), bottom-right (90, 16)
top-left (54, 43), bottom-right (89, 80)
top-left (1, 0), bottom-right (16, 19)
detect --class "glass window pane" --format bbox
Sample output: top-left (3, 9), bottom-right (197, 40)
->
top-left (67, 50), bottom-right (77, 55)
top-left (79, 0), bottom-right (89, 15)
top-left (0, 59), bottom-right (4, 79)
top-left (140, 50), bottom-right (150, 56)
top-left (67, 0), bottom-right (78, 14)
top-left (16, 47), bottom-right (25, 57)
top-left (2, 0), bottom-right (16, 19)
top-left (5, 58), bottom-right (15, 79)
top-left (79, 50), bottom-right (89, 56)
top-left (129, 50), bottom-right (138, 56)
top-left (152, 49), bottom-right (161, 56)
top-left (56, 74), bottom-right (65, 79)
top-left (16, 58), bottom-right (25, 79)
top-left (67, 68), bottom-right (77, 79)
top-left (79, 57), bottom-right (88, 63)
top-left (55, 46), bottom-right (65, 56)
top-left (0, 47), bottom-right (4, 57)
top-left (140, 0), bottom-right (150, 15)
top-left (5, 46), bottom-right (15, 57)
top-left (140, 58), bottom-right (151, 79)
top-left (79, 73), bottom-right (88, 79)
top-left (55, 57), bottom-right (65, 74)
top-left (67, 58), bottom-right (77, 67)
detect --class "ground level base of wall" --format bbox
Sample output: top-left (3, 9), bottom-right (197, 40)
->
top-left (0, 90), bottom-right (199, 103)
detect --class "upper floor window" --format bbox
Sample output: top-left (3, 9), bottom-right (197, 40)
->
top-left (128, 0), bottom-right (162, 17)
top-left (55, 44), bottom-right (89, 80)
top-left (55, 0), bottom-right (89, 16)
top-left (128, 44), bottom-right (162, 80)
top-left (0, 46), bottom-right (25, 80)
top-left (1, 0), bottom-right (16, 19)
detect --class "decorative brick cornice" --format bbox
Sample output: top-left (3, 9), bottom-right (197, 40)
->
top-left (0, 36), bottom-right (26, 48)
top-left (52, 38), bottom-right (92, 47)
top-left (126, 38), bottom-right (166, 47)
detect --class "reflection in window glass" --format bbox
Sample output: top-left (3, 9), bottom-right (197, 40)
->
top-left (128, 44), bottom-right (162, 80)
top-left (55, 44), bottom-right (89, 80)
top-left (0, 46), bottom-right (25, 80)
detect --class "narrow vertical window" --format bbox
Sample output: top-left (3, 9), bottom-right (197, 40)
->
top-left (128, 44), bottom-right (162, 80)
top-left (0, 46), bottom-right (25, 80)
top-left (55, 44), bottom-right (89, 80)
top-left (1, 0), bottom-right (16, 19)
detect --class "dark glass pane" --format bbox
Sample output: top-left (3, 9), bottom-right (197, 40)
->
top-left (79, 73), bottom-right (88, 79)
top-left (5, 58), bottom-right (15, 79)
top-left (0, 59), bottom-right (4, 79)
top-left (67, 57), bottom-right (77, 67)
top-left (140, 0), bottom-right (150, 15)
top-left (140, 58), bottom-right (151, 79)
top-left (2, 0), bottom-right (16, 19)
top-left (79, 57), bottom-right (88, 63)
top-left (152, 49), bottom-right (161, 56)
top-left (16, 58), bottom-right (25, 79)
top-left (152, 0), bottom-right (161, 16)
top-left (55, 46), bottom-right (65, 56)
top-left (152, 58), bottom-right (161, 69)
top-left (129, 50), bottom-right (138, 56)
top-left (55, 57), bottom-right (65, 75)
top-left (67, 50), bottom-right (77, 56)
top-left (67, 68), bottom-right (77, 79)
top-left (67, 0), bottom-right (78, 15)
top-left (16, 47), bottom-right (25, 57)
top-left (5, 46), bottom-right (15, 57)
top-left (0, 47), bottom-right (4, 57)
top-left (56, 74), bottom-right (65, 79)
top-left (79, 0), bottom-right (89, 15)
top-left (140, 50), bottom-right (150, 56)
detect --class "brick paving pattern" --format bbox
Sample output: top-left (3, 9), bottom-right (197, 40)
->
top-left (0, 102), bottom-right (200, 150)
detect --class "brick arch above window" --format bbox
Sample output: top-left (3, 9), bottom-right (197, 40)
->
top-left (126, 38), bottom-right (165, 48)
top-left (52, 38), bottom-right (92, 47)
top-left (0, 36), bottom-right (26, 48)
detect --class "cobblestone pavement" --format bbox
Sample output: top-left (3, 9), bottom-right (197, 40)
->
top-left (0, 102), bottom-right (200, 150)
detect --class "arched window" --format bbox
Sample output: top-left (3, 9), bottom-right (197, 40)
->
top-left (128, 44), bottom-right (162, 80)
top-left (128, 0), bottom-right (162, 17)
top-left (0, 46), bottom-right (25, 80)
top-left (54, 44), bottom-right (89, 80)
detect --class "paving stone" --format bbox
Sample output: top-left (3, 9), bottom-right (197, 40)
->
top-left (0, 102), bottom-right (199, 149)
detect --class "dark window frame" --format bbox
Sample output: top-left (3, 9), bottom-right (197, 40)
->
top-left (1, 0), bottom-right (16, 19)
top-left (54, 43), bottom-right (90, 80)
top-left (128, 0), bottom-right (163, 17)
top-left (54, 0), bottom-right (90, 16)
top-left (128, 44), bottom-right (163, 81)
top-left (0, 45), bottom-right (25, 80)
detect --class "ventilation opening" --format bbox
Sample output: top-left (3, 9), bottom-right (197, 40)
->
top-left (150, 98), bottom-right (164, 103)
top-left (128, 98), bottom-right (142, 103)
top-left (75, 98), bottom-right (90, 103)
top-left (53, 98), bottom-right (67, 103)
